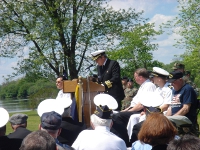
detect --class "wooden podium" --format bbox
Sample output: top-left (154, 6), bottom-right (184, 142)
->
top-left (63, 77), bottom-right (105, 127)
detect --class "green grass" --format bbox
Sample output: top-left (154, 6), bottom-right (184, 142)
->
top-left (6, 110), bottom-right (40, 135)
top-left (5, 110), bottom-right (200, 135)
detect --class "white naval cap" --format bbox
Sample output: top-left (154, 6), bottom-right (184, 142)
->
top-left (93, 93), bottom-right (118, 110)
top-left (0, 107), bottom-right (9, 128)
top-left (140, 92), bottom-right (164, 107)
top-left (37, 99), bottom-right (64, 117)
top-left (57, 98), bottom-right (72, 109)
top-left (151, 67), bottom-right (169, 77)
top-left (90, 50), bottom-right (105, 60)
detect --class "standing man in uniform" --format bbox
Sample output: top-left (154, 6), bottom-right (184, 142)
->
top-left (121, 79), bottom-right (138, 110)
top-left (90, 50), bottom-right (125, 110)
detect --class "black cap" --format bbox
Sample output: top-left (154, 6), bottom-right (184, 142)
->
top-left (172, 63), bottom-right (185, 70)
top-left (41, 111), bottom-right (62, 130)
top-left (127, 78), bottom-right (133, 82)
top-left (168, 70), bottom-right (183, 83)
top-left (146, 107), bottom-right (162, 115)
top-left (94, 105), bottom-right (112, 119)
top-left (121, 76), bottom-right (128, 80)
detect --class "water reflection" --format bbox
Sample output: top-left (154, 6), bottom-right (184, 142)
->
top-left (0, 99), bottom-right (31, 113)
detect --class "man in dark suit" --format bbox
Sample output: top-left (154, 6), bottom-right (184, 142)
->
top-left (0, 108), bottom-right (23, 150)
top-left (90, 50), bottom-right (125, 110)
top-left (58, 102), bottom-right (87, 146)
top-left (7, 113), bottom-right (31, 139)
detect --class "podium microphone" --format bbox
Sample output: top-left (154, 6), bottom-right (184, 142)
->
top-left (86, 64), bottom-right (94, 70)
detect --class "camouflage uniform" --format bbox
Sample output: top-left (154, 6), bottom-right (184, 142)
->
top-left (121, 87), bottom-right (138, 110)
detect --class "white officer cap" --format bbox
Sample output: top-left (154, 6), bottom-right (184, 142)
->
top-left (0, 107), bottom-right (9, 128)
top-left (93, 93), bottom-right (118, 110)
top-left (151, 67), bottom-right (169, 77)
top-left (57, 98), bottom-right (72, 109)
top-left (37, 99), bottom-right (64, 117)
top-left (90, 50), bottom-right (105, 60)
top-left (140, 92), bottom-right (164, 107)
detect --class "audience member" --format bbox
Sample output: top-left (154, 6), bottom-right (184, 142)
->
top-left (90, 50), bottom-right (125, 110)
top-left (121, 76), bottom-right (128, 90)
top-left (137, 113), bottom-right (177, 150)
top-left (121, 78), bottom-right (138, 110)
top-left (166, 70), bottom-right (198, 126)
top-left (72, 105), bottom-right (126, 150)
top-left (7, 113), bottom-right (31, 139)
top-left (0, 108), bottom-right (22, 150)
top-left (92, 93), bottom-right (131, 147)
top-left (127, 67), bottom-right (172, 139)
top-left (39, 111), bottom-right (74, 150)
top-left (20, 130), bottom-right (57, 150)
top-left (57, 99), bottom-right (86, 146)
top-left (112, 68), bottom-right (156, 129)
top-left (127, 92), bottom-right (164, 143)
top-left (167, 134), bottom-right (200, 150)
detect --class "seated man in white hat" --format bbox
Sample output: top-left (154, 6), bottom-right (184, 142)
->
top-left (126, 67), bottom-right (172, 139)
top-left (72, 94), bottom-right (126, 150)
top-left (90, 50), bottom-right (125, 110)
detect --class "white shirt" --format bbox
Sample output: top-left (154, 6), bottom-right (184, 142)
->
top-left (130, 79), bottom-right (156, 107)
top-left (56, 90), bottom-right (71, 100)
top-left (72, 126), bottom-right (126, 150)
top-left (155, 82), bottom-right (172, 105)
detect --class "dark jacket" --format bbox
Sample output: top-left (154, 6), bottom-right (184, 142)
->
top-left (0, 136), bottom-right (22, 150)
top-left (130, 121), bottom-right (144, 144)
top-left (7, 126), bottom-right (31, 139)
top-left (97, 59), bottom-right (125, 110)
top-left (58, 117), bottom-right (86, 146)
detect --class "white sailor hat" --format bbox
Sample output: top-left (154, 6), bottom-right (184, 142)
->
top-left (0, 107), bottom-right (9, 128)
top-left (37, 99), bottom-right (64, 117)
top-left (151, 67), bottom-right (169, 77)
top-left (91, 50), bottom-right (105, 60)
top-left (140, 92), bottom-right (164, 107)
top-left (56, 98), bottom-right (72, 109)
top-left (93, 93), bottom-right (118, 110)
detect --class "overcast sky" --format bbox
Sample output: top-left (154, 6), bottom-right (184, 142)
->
top-left (0, 0), bottom-right (184, 84)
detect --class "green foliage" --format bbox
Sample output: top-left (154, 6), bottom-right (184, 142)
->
top-left (29, 87), bottom-right (58, 110)
top-left (0, 81), bottom-right (19, 99)
top-left (0, 0), bottom-right (145, 80)
top-left (108, 23), bottom-right (162, 77)
top-left (0, 76), bottom-right (57, 100)
top-left (162, 0), bottom-right (200, 87)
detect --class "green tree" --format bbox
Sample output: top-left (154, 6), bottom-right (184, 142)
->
top-left (0, 0), bottom-right (144, 81)
top-left (108, 23), bottom-right (162, 77)
top-left (165, 0), bottom-right (200, 85)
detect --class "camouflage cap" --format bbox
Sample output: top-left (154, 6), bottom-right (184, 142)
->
top-left (172, 63), bottom-right (185, 70)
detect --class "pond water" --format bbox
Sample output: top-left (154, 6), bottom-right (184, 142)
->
top-left (0, 99), bottom-right (31, 113)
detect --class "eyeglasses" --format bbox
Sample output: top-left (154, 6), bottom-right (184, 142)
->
top-left (171, 79), bottom-right (178, 84)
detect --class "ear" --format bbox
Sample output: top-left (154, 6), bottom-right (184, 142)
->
top-left (57, 128), bottom-right (62, 136)
top-left (110, 121), bottom-right (113, 128)
top-left (38, 124), bottom-right (41, 130)
top-left (90, 121), bottom-right (95, 130)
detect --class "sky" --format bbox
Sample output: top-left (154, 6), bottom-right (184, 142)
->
top-left (0, 0), bottom-right (184, 84)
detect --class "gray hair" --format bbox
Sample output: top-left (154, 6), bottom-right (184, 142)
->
top-left (90, 114), bottom-right (112, 128)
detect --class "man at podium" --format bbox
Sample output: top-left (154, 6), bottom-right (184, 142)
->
top-left (90, 50), bottom-right (125, 110)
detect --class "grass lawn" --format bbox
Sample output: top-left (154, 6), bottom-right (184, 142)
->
top-left (6, 110), bottom-right (200, 135)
